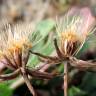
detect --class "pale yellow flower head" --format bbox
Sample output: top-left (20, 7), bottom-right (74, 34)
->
top-left (0, 21), bottom-right (37, 67)
top-left (56, 7), bottom-right (96, 56)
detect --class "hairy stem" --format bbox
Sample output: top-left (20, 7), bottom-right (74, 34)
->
top-left (64, 62), bottom-right (68, 96)
top-left (21, 68), bottom-right (36, 96)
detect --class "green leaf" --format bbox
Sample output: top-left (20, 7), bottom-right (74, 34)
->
top-left (28, 37), bottom-right (54, 67)
top-left (0, 83), bottom-right (13, 96)
top-left (29, 19), bottom-right (55, 49)
top-left (36, 19), bottom-right (55, 37)
top-left (69, 86), bottom-right (86, 96)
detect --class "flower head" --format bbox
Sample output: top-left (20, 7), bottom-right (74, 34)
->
top-left (0, 22), bottom-right (37, 68)
top-left (56, 7), bottom-right (96, 56)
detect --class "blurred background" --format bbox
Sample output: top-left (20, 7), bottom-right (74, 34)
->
top-left (0, 0), bottom-right (96, 96)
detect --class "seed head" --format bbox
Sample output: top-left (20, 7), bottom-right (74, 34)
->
top-left (56, 7), bottom-right (96, 56)
top-left (0, 22), bottom-right (36, 67)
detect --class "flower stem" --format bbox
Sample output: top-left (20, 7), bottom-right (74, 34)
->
top-left (21, 68), bottom-right (37, 96)
top-left (64, 62), bottom-right (68, 96)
